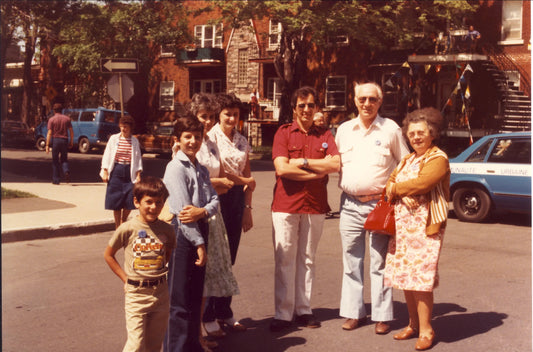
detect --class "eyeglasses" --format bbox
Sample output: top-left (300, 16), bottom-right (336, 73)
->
top-left (297, 103), bottom-right (316, 109)
top-left (357, 96), bottom-right (379, 104)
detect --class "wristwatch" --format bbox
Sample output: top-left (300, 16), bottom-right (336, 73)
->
top-left (302, 158), bottom-right (309, 168)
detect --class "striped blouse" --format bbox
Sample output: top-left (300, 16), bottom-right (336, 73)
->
top-left (115, 135), bottom-right (132, 163)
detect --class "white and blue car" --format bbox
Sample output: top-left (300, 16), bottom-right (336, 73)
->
top-left (449, 132), bottom-right (531, 222)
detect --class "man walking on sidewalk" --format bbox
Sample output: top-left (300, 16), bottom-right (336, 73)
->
top-left (46, 103), bottom-right (74, 185)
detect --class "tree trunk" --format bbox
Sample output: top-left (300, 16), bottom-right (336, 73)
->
top-left (21, 35), bottom-right (35, 125)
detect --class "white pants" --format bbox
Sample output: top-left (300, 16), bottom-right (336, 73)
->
top-left (272, 212), bottom-right (325, 321)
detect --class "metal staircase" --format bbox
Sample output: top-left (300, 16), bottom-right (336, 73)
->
top-left (480, 47), bottom-right (531, 133)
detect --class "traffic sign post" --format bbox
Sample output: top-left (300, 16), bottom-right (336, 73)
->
top-left (101, 58), bottom-right (138, 117)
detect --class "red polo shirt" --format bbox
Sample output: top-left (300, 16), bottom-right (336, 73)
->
top-left (271, 121), bottom-right (339, 214)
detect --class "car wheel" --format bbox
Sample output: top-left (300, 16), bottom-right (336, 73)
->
top-left (453, 187), bottom-right (492, 222)
top-left (36, 136), bottom-right (46, 151)
top-left (78, 137), bottom-right (90, 153)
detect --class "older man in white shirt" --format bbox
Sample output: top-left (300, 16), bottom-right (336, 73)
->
top-left (336, 82), bottom-right (409, 335)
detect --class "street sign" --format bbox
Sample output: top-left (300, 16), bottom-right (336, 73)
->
top-left (108, 74), bottom-right (134, 103)
top-left (100, 58), bottom-right (138, 73)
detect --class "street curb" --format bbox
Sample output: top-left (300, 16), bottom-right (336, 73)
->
top-left (1, 220), bottom-right (116, 243)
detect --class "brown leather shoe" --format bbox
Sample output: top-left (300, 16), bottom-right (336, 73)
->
top-left (393, 326), bottom-right (419, 340)
top-left (375, 321), bottom-right (391, 335)
top-left (342, 317), bottom-right (366, 330)
top-left (415, 332), bottom-right (435, 350)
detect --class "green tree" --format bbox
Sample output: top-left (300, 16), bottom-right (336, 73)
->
top-left (53, 1), bottom-right (190, 130)
top-left (1, 1), bottom-right (73, 125)
top-left (213, 0), bottom-right (476, 124)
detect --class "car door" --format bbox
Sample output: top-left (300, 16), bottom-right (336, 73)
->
top-left (64, 109), bottom-right (82, 141)
top-left (484, 137), bottom-right (531, 212)
top-left (97, 110), bottom-right (121, 142)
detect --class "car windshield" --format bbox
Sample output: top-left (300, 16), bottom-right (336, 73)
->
top-left (465, 140), bottom-right (492, 162)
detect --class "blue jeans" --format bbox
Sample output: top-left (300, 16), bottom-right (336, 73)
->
top-left (164, 218), bottom-right (207, 352)
top-left (51, 138), bottom-right (69, 184)
top-left (338, 192), bottom-right (393, 322)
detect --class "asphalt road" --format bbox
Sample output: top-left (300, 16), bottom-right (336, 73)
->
top-left (1, 147), bottom-right (532, 351)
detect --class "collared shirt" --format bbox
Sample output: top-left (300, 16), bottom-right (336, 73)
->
top-left (271, 121), bottom-right (340, 214)
top-left (163, 150), bottom-right (219, 246)
top-left (196, 136), bottom-right (221, 178)
top-left (208, 123), bottom-right (251, 176)
top-left (336, 115), bottom-right (409, 196)
top-left (47, 113), bottom-right (72, 139)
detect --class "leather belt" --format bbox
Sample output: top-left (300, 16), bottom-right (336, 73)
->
top-left (127, 276), bottom-right (166, 288)
top-left (351, 193), bottom-right (382, 203)
top-left (115, 161), bottom-right (131, 165)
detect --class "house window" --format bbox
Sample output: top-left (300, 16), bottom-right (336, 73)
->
top-left (161, 43), bottom-right (175, 57)
top-left (160, 81), bottom-right (175, 110)
top-left (327, 35), bottom-right (350, 46)
top-left (192, 79), bottom-right (222, 94)
top-left (267, 78), bottom-right (281, 107)
top-left (325, 76), bottom-right (347, 108)
top-left (238, 49), bottom-right (248, 85)
top-left (269, 20), bottom-right (282, 49)
top-left (194, 24), bottom-right (223, 48)
top-left (500, 0), bottom-right (523, 43)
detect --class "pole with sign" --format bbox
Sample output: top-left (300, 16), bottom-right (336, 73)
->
top-left (100, 58), bottom-right (138, 117)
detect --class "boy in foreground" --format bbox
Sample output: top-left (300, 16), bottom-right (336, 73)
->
top-left (104, 176), bottom-right (176, 352)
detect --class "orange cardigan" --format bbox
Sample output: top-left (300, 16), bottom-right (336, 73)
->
top-left (387, 146), bottom-right (450, 235)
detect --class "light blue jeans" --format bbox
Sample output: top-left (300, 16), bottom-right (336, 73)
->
top-left (339, 192), bottom-right (393, 322)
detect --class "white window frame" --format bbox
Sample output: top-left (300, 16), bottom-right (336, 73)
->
top-left (238, 48), bottom-right (248, 86)
top-left (499, 0), bottom-right (523, 44)
top-left (327, 34), bottom-right (350, 46)
top-left (160, 43), bottom-right (175, 57)
top-left (325, 76), bottom-right (347, 109)
top-left (269, 20), bottom-right (282, 50)
top-left (159, 81), bottom-right (175, 110)
top-left (194, 24), bottom-right (223, 48)
top-left (267, 77), bottom-right (281, 107)
top-left (192, 79), bottom-right (222, 94)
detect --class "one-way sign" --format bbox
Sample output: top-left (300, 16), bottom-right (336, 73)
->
top-left (100, 58), bottom-right (138, 73)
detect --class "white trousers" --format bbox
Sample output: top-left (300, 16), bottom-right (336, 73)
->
top-left (272, 212), bottom-right (325, 321)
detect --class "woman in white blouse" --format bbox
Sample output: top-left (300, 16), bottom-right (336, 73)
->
top-left (202, 93), bottom-right (255, 333)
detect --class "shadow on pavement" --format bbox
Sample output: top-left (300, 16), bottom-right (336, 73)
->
top-left (1, 197), bottom-right (75, 214)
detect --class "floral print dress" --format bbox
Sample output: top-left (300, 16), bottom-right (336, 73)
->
top-left (384, 154), bottom-right (444, 292)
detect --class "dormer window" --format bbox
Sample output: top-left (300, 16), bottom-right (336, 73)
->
top-left (194, 24), bottom-right (223, 48)
top-left (269, 20), bottom-right (282, 49)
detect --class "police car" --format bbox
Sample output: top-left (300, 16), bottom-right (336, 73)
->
top-left (449, 132), bottom-right (531, 222)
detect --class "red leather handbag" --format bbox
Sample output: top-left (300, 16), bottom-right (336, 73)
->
top-left (364, 190), bottom-right (395, 236)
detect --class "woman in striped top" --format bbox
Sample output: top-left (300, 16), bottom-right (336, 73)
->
top-left (100, 115), bottom-right (143, 228)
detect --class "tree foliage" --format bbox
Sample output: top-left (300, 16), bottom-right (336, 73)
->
top-left (52, 1), bottom-right (190, 126)
top-left (212, 0), bottom-right (477, 124)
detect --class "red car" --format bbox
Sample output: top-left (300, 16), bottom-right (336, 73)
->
top-left (136, 122), bottom-right (175, 156)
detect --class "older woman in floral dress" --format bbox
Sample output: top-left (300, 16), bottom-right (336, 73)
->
top-left (384, 107), bottom-right (450, 351)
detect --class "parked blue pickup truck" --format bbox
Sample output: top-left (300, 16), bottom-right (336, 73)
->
top-left (35, 107), bottom-right (129, 153)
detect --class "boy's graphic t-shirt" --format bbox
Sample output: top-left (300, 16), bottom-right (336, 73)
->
top-left (108, 217), bottom-right (176, 280)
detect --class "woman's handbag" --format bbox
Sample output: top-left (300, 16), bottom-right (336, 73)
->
top-left (364, 190), bottom-right (395, 236)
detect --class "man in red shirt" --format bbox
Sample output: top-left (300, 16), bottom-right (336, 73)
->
top-left (46, 103), bottom-right (74, 184)
top-left (270, 86), bottom-right (340, 331)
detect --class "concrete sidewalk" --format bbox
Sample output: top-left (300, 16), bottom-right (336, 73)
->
top-left (1, 171), bottom-right (133, 243)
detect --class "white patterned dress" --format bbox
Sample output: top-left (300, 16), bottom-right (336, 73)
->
top-left (384, 154), bottom-right (444, 292)
top-left (197, 137), bottom-right (239, 297)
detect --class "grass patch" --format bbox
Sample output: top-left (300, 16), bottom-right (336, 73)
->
top-left (1, 187), bottom-right (37, 200)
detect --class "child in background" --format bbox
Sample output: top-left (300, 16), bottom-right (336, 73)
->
top-left (162, 114), bottom-right (219, 352)
top-left (104, 176), bottom-right (176, 352)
